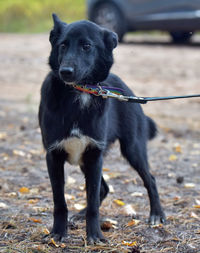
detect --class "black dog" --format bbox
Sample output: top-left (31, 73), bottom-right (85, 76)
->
top-left (39, 14), bottom-right (165, 243)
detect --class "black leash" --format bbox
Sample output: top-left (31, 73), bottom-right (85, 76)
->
top-left (120, 94), bottom-right (200, 104)
top-left (73, 84), bottom-right (200, 104)
top-left (98, 88), bottom-right (200, 104)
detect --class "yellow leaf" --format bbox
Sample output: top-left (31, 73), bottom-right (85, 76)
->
top-left (43, 228), bottom-right (50, 235)
top-left (29, 217), bottom-right (42, 223)
top-left (127, 219), bottom-right (140, 227)
top-left (49, 238), bottom-right (59, 248)
top-left (169, 154), bottom-right (177, 161)
top-left (19, 187), bottom-right (30, 194)
top-left (122, 240), bottom-right (137, 247)
top-left (114, 199), bottom-right (125, 206)
top-left (103, 168), bottom-right (110, 172)
top-left (193, 205), bottom-right (200, 209)
top-left (173, 143), bottom-right (182, 153)
top-left (28, 199), bottom-right (39, 204)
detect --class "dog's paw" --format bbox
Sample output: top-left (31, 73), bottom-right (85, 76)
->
top-left (87, 234), bottom-right (108, 245)
top-left (42, 232), bottom-right (66, 244)
top-left (69, 208), bottom-right (86, 223)
top-left (149, 212), bottom-right (166, 225)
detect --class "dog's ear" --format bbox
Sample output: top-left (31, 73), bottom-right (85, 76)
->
top-left (49, 13), bottom-right (67, 44)
top-left (103, 29), bottom-right (118, 50)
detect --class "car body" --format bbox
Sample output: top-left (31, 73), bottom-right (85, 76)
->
top-left (87, 0), bottom-right (200, 42)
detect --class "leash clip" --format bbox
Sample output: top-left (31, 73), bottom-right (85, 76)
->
top-left (97, 85), bottom-right (128, 101)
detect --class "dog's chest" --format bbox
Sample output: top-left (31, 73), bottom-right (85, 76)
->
top-left (50, 128), bottom-right (101, 165)
top-left (62, 135), bottom-right (90, 165)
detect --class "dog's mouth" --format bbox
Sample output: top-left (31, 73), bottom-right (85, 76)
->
top-left (64, 81), bottom-right (75, 86)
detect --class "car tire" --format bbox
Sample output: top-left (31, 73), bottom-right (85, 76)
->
top-left (89, 2), bottom-right (126, 42)
top-left (170, 31), bottom-right (193, 44)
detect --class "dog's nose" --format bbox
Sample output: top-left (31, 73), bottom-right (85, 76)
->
top-left (59, 67), bottom-right (74, 79)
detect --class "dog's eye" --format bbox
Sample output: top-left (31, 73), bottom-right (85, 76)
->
top-left (82, 44), bottom-right (91, 51)
top-left (60, 44), bottom-right (66, 51)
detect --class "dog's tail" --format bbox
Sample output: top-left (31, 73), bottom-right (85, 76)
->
top-left (147, 116), bottom-right (157, 140)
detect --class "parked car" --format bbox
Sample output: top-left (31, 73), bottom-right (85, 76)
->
top-left (87, 0), bottom-right (200, 43)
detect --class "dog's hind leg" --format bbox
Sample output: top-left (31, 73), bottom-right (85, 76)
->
top-left (70, 173), bottom-right (109, 222)
top-left (46, 152), bottom-right (67, 241)
top-left (120, 140), bottom-right (166, 225)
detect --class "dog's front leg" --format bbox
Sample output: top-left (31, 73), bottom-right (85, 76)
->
top-left (46, 152), bottom-right (67, 241)
top-left (83, 148), bottom-right (106, 244)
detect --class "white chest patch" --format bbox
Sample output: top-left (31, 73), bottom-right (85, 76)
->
top-left (48, 128), bottom-right (105, 166)
top-left (63, 136), bottom-right (90, 165)
top-left (75, 92), bottom-right (91, 109)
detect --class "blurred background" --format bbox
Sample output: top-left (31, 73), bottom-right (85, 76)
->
top-left (0, 1), bottom-right (200, 252)
top-left (0, 0), bottom-right (85, 33)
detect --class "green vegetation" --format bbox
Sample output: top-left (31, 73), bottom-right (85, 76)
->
top-left (0, 0), bottom-right (86, 33)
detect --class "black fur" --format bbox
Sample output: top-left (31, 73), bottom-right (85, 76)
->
top-left (39, 14), bottom-right (165, 243)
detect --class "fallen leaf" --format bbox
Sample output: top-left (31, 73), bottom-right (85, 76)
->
top-left (103, 218), bottom-right (118, 225)
top-left (190, 212), bottom-right (199, 219)
top-left (65, 194), bottom-right (75, 200)
top-left (33, 206), bottom-right (48, 212)
top-left (28, 199), bottom-right (39, 204)
top-left (169, 154), bottom-right (177, 161)
top-left (103, 173), bottom-right (110, 181)
top-left (29, 217), bottom-right (42, 223)
top-left (107, 172), bottom-right (121, 178)
top-left (60, 243), bottom-right (67, 248)
top-left (184, 183), bottom-right (195, 188)
top-left (0, 132), bottom-right (7, 140)
top-left (195, 199), bottom-right (200, 205)
top-left (0, 202), bottom-right (9, 209)
top-left (114, 199), bottom-right (125, 206)
top-left (108, 184), bottom-right (115, 193)
top-left (103, 168), bottom-right (110, 172)
top-left (173, 196), bottom-right (181, 201)
top-left (79, 184), bottom-right (85, 191)
top-left (127, 219), bottom-right (140, 227)
top-left (101, 220), bottom-right (113, 230)
top-left (74, 203), bottom-right (85, 210)
top-left (152, 224), bottom-right (163, 228)
top-left (43, 228), bottom-right (50, 235)
top-left (124, 204), bottom-right (137, 216)
top-left (49, 238), bottom-right (59, 248)
top-left (7, 192), bottom-right (17, 197)
top-left (30, 188), bottom-right (39, 194)
top-left (193, 205), bottom-right (200, 209)
top-left (122, 240), bottom-right (137, 247)
top-left (19, 187), bottom-right (30, 194)
top-left (13, 150), bottom-right (26, 157)
top-left (173, 143), bottom-right (182, 153)
top-left (67, 176), bottom-right (76, 185)
top-left (131, 192), bottom-right (143, 197)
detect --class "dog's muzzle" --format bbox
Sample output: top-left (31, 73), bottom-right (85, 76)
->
top-left (59, 66), bottom-right (75, 82)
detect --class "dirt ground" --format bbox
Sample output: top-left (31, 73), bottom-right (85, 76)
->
top-left (0, 33), bottom-right (200, 253)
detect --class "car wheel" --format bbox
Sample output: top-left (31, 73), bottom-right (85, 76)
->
top-left (170, 31), bottom-right (193, 44)
top-left (90, 2), bottom-right (126, 42)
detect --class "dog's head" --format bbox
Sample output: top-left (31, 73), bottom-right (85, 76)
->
top-left (49, 14), bottom-right (118, 85)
